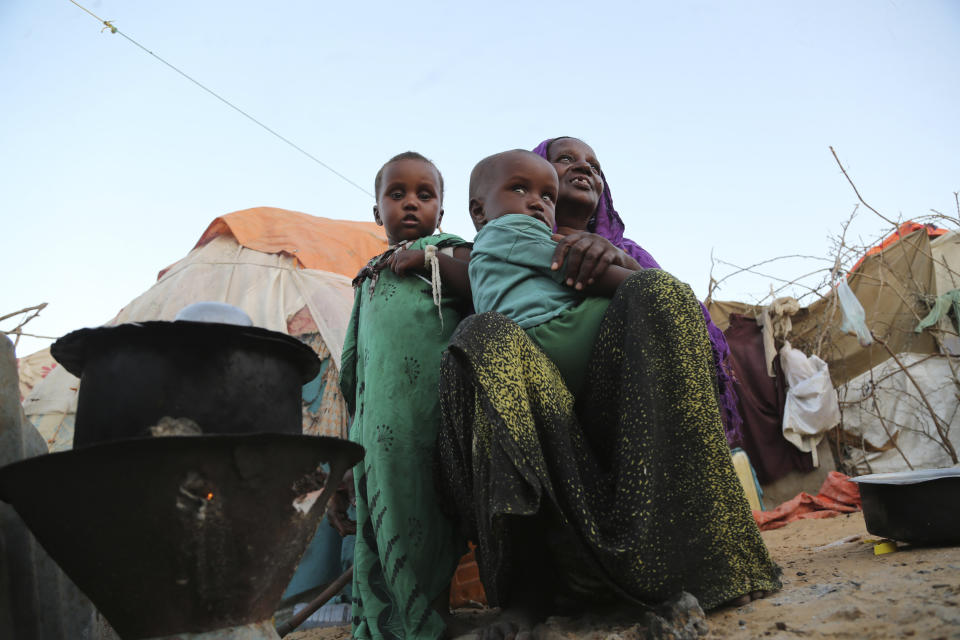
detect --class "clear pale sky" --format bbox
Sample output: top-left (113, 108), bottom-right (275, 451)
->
top-left (3, 1), bottom-right (959, 357)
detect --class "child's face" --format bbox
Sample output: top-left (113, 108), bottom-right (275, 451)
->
top-left (470, 153), bottom-right (558, 230)
top-left (547, 138), bottom-right (603, 213)
top-left (374, 159), bottom-right (443, 244)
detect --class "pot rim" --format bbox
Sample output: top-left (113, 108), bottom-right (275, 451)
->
top-left (51, 320), bottom-right (321, 382)
top-left (849, 466), bottom-right (960, 485)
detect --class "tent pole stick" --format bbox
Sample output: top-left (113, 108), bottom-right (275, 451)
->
top-left (276, 565), bottom-right (353, 637)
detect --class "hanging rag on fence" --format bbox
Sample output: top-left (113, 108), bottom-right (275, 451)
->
top-left (837, 277), bottom-right (873, 348)
top-left (780, 341), bottom-right (841, 467)
top-left (758, 297), bottom-right (800, 377)
top-left (915, 289), bottom-right (960, 335)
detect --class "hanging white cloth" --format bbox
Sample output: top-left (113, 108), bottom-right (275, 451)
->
top-left (780, 340), bottom-right (841, 467)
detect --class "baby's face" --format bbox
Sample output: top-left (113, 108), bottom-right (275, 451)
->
top-left (475, 153), bottom-right (559, 229)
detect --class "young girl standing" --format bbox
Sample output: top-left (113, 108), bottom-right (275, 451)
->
top-left (339, 152), bottom-right (470, 640)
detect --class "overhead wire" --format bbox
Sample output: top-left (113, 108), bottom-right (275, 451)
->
top-left (67, 0), bottom-right (374, 199)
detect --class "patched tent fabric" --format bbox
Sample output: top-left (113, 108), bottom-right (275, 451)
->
top-left (709, 227), bottom-right (944, 387)
top-left (789, 228), bottom-right (939, 385)
top-left (188, 207), bottom-right (386, 277)
top-left (707, 225), bottom-right (960, 476)
top-left (21, 364), bottom-right (77, 451)
top-left (23, 208), bottom-right (387, 452)
top-left (847, 221), bottom-right (947, 275)
top-left (15, 347), bottom-right (58, 401)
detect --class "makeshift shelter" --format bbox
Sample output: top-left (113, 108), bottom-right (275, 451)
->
top-left (15, 347), bottom-right (57, 402)
top-left (708, 223), bottom-right (960, 482)
top-left (23, 207), bottom-right (386, 452)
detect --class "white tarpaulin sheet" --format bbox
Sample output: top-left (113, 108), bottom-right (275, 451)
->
top-left (117, 234), bottom-right (355, 369)
top-left (838, 352), bottom-right (960, 474)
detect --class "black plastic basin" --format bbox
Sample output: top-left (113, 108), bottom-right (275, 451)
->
top-left (851, 468), bottom-right (960, 546)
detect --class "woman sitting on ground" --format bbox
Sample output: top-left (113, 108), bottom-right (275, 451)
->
top-left (435, 140), bottom-right (779, 640)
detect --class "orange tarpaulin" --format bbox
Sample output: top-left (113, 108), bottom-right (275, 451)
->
top-left (753, 471), bottom-right (861, 531)
top-left (193, 207), bottom-right (388, 278)
top-left (847, 221), bottom-right (947, 276)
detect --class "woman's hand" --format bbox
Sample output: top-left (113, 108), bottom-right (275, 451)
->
top-left (551, 231), bottom-right (640, 290)
top-left (386, 248), bottom-right (425, 276)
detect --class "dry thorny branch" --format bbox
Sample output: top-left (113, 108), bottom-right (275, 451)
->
top-left (709, 146), bottom-right (959, 472)
top-left (1, 303), bottom-right (55, 349)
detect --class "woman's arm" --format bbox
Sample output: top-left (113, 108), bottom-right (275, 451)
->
top-left (550, 230), bottom-right (642, 289)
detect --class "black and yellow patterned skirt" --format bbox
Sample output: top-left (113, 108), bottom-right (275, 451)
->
top-left (436, 269), bottom-right (781, 611)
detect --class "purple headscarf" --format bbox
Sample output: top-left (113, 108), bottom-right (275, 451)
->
top-left (534, 138), bottom-right (743, 447)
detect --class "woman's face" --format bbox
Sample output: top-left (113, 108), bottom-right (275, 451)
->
top-left (547, 138), bottom-right (604, 214)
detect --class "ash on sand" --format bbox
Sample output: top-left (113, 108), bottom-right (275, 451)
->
top-left (287, 512), bottom-right (960, 639)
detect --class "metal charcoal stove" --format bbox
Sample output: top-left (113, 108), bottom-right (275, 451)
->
top-left (0, 305), bottom-right (364, 639)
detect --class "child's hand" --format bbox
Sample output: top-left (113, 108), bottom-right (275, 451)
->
top-left (387, 248), bottom-right (425, 276)
top-left (326, 490), bottom-right (357, 536)
top-left (326, 469), bottom-right (357, 537)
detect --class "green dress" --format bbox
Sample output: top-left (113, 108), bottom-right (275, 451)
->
top-left (339, 234), bottom-right (468, 640)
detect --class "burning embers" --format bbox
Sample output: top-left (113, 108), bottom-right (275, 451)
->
top-left (177, 471), bottom-right (217, 520)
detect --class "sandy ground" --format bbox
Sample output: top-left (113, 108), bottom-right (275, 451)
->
top-left (287, 512), bottom-right (960, 639)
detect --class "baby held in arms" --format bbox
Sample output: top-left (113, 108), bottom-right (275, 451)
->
top-left (467, 149), bottom-right (634, 396)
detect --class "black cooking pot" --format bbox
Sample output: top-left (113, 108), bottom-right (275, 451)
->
top-left (52, 321), bottom-right (320, 448)
top-left (851, 467), bottom-right (960, 546)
